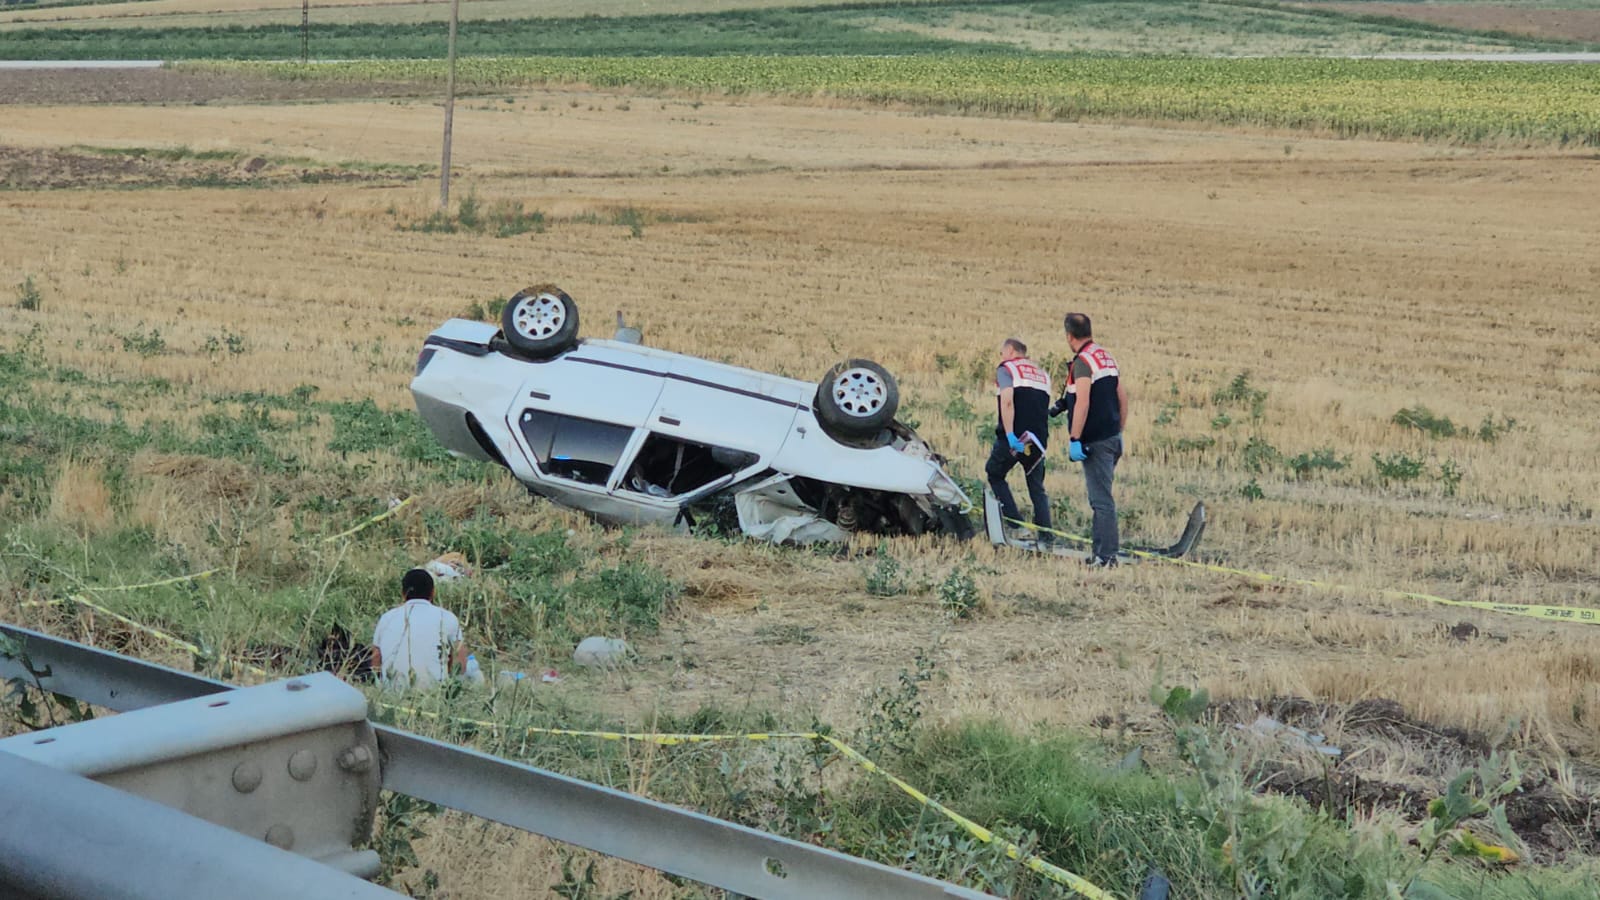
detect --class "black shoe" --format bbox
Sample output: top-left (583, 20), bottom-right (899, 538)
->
top-left (1085, 556), bottom-right (1119, 569)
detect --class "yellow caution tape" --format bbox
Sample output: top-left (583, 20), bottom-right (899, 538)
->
top-left (1004, 516), bottom-right (1600, 627)
top-left (320, 496), bottom-right (414, 543)
top-left (378, 703), bottom-right (1116, 900)
top-left (94, 569), bottom-right (221, 592)
top-left (16, 501), bottom-right (418, 673)
top-left (19, 499), bottom-right (415, 609)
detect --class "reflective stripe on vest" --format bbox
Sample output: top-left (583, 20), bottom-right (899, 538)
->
top-left (1000, 358), bottom-right (1052, 394)
top-left (1065, 343), bottom-right (1118, 393)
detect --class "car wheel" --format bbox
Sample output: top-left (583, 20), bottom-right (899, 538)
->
top-left (815, 359), bottom-right (899, 440)
top-left (501, 284), bottom-right (580, 359)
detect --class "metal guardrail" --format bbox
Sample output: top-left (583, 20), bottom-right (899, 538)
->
top-left (0, 623), bottom-right (994, 900)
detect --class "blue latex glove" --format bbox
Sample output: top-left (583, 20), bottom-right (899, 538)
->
top-left (1006, 432), bottom-right (1026, 454)
top-left (1068, 440), bottom-right (1086, 462)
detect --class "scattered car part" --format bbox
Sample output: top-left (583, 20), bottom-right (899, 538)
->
top-left (983, 487), bottom-right (1208, 561)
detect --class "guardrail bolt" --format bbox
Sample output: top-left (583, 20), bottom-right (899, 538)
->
top-left (265, 824), bottom-right (295, 850)
top-left (336, 745), bottom-right (373, 774)
top-left (231, 761), bottom-right (263, 794)
top-left (287, 749), bottom-right (319, 782)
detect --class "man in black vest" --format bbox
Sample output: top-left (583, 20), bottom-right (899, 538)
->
top-left (986, 338), bottom-right (1053, 544)
top-left (1051, 313), bottom-right (1129, 567)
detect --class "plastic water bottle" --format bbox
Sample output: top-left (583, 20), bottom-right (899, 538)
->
top-left (464, 653), bottom-right (484, 683)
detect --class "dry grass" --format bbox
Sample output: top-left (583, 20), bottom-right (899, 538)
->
top-left (3, 83), bottom-right (1599, 893)
top-left (46, 458), bottom-right (114, 535)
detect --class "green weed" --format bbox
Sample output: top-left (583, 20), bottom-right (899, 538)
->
top-left (202, 328), bottom-right (248, 357)
top-left (1286, 446), bottom-right (1348, 478)
top-left (568, 561), bottom-right (679, 634)
top-left (406, 193), bottom-right (544, 238)
top-left (1393, 405), bottom-right (1458, 439)
top-left (859, 647), bottom-right (934, 760)
top-left (1241, 435), bottom-right (1280, 473)
top-left (118, 328), bottom-right (167, 357)
top-left (1476, 414), bottom-right (1517, 443)
top-left (938, 563), bottom-right (979, 620)
top-left (1214, 372), bottom-right (1267, 420)
top-left (1373, 451), bottom-right (1426, 483)
top-left (1437, 458), bottom-right (1463, 497)
top-left (15, 275), bottom-right (41, 311)
top-left (865, 542), bottom-right (905, 597)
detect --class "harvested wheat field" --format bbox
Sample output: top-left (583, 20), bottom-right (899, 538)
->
top-left (1302, 2), bottom-right (1600, 45)
top-left (3, 72), bottom-right (1600, 896)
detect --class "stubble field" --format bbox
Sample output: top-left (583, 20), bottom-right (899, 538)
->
top-left (3, 69), bottom-right (1600, 897)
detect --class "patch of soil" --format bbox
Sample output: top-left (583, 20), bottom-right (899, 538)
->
top-left (0, 145), bottom-right (419, 190)
top-left (1298, 3), bottom-right (1600, 44)
top-left (0, 67), bottom-right (430, 106)
top-left (1217, 697), bottom-right (1600, 862)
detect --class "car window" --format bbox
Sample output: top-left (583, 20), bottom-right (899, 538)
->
top-left (518, 410), bottom-right (634, 486)
top-left (621, 433), bottom-right (758, 499)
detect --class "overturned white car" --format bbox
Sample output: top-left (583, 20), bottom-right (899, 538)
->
top-left (411, 285), bottom-right (974, 543)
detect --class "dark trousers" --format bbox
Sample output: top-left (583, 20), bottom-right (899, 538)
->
top-left (986, 436), bottom-right (1051, 540)
top-left (1083, 434), bottom-right (1122, 559)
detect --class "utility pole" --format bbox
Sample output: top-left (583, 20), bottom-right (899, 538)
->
top-left (300, 0), bottom-right (308, 63)
top-left (439, 0), bottom-right (460, 211)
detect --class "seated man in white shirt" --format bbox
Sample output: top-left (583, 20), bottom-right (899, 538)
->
top-left (371, 568), bottom-right (469, 689)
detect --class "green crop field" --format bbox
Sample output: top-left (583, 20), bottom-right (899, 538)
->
top-left (2, 0), bottom-right (1590, 53)
top-left (198, 55), bottom-right (1600, 146)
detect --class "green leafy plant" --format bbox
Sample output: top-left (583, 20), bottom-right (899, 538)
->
top-left (1241, 436), bottom-right (1280, 473)
top-left (119, 328), bottom-right (168, 357)
top-left (1240, 479), bottom-right (1264, 501)
top-left (938, 563), bottom-right (979, 620)
top-left (865, 542), bottom-right (905, 597)
top-left (1392, 405), bottom-right (1457, 438)
top-left (1215, 372), bottom-right (1267, 420)
top-left (369, 791), bottom-right (440, 886)
top-left (1436, 458), bottom-right (1463, 497)
top-left (15, 275), bottom-right (41, 311)
top-left (1476, 414), bottom-right (1517, 443)
top-left (203, 328), bottom-right (248, 357)
top-left (550, 849), bottom-right (635, 900)
top-left (406, 193), bottom-right (544, 238)
top-left (1393, 751), bottom-right (1524, 896)
top-left (1287, 447), bottom-right (1348, 478)
top-left (1373, 451), bottom-right (1425, 483)
top-left (860, 647), bottom-right (934, 760)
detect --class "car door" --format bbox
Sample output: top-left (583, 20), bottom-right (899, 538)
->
top-left (505, 350), bottom-right (666, 519)
top-left (649, 358), bottom-right (801, 465)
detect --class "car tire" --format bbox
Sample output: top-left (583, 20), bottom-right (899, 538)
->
top-left (501, 284), bottom-right (580, 360)
top-left (815, 358), bottom-right (900, 440)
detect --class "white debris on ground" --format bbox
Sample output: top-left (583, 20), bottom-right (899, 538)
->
top-left (1240, 714), bottom-right (1342, 758)
top-left (574, 636), bottom-right (631, 669)
top-left (424, 551), bottom-right (473, 582)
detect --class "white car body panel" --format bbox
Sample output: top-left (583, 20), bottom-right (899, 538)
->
top-left (410, 320), bottom-right (972, 541)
